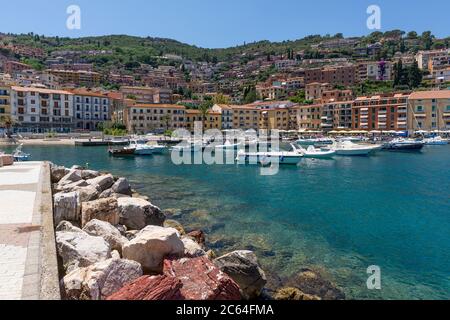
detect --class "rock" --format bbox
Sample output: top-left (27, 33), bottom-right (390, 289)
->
top-left (51, 165), bottom-right (69, 183)
top-left (116, 224), bottom-right (127, 236)
top-left (83, 219), bottom-right (128, 254)
top-left (163, 220), bottom-right (185, 235)
top-left (125, 230), bottom-right (139, 241)
top-left (132, 192), bottom-right (149, 201)
top-left (111, 178), bottom-right (132, 196)
top-left (214, 250), bottom-right (267, 300)
top-left (99, 189), bottom-right (130, 199)
top-left (181, 237), bottom-right (206, 258)
top-left (56, 221), bottom-right (82, 233)
top-left (186, 230), bottom-right (205, 246)
top-left (273, 287), bottom-right (321, 300)
top-left (206, 250), bottom-right (216, 260)
top-left (63, 258), bottom-right (143, 300)
top-left (54, 191), bottom-right (81, 225)
top-left (118, 197), bottom-right (166, 230)
top-left (54, 180), bottom-right (88, 193)
top-left (71, 165), bottom-right (84, 170)
top-left (122, 226), bottom-right (184, 273)
top-left (86, 174), bottom-right (114, 191)
top-left (58, 169), bottom-right (83, 186)
top-left (81, 198), bottom-right (119, 227)
top-left (107, 275), bottom-right (183, 300)
top-left (80, 170), bottom-right (100, 180)
top-left (284, 268), bottom-right (345, 300)
top-left (73, 185), bottom-right (100, 203)
top-left (163, 257), bottom-right (242, 300)
top-left (56, 230), bottom-right (111, 273)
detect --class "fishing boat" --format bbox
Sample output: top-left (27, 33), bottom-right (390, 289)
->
top-left (236, 150), bottom-right (303, 165)
top-left (12, 144), bottom-right (31, 161)
top-left (108, 147), bottom-right (136, 156)
top-left (129, 140), bottom-right (154, 155)
top-left (422, 136), bottom-right (448, 145)
top-left (333, 141), bottom-right (382, 156)
top-left (296, 137), bottom-right (334, 146)
top-left (292, 144), bottom-right (336, 158)
top-left (382, 138), bottom-right (424, 151)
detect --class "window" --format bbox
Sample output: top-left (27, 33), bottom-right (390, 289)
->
top-left (416, 106), bottom-right (423, 112)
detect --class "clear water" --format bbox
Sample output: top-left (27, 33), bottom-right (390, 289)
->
top-left (5, 144), bottom-right (450, 299)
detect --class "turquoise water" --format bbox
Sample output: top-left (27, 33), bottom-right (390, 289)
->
top-left (5, 144), bottom-right (450, 299)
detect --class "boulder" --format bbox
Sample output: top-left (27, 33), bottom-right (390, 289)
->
top-left (51, 165), bottom-right (69, 183)
top-left (58, 169), bottom-right (83, 186)
top-left (56, 221), bottom-right (82, 233)
top-left (163, 257), bottom-right (241, 300)
top-left (57, 180), bottom-right (89, 193)
top-left (80, 170), bottom-right (100, 180)
top-left (83, 219), bottom-right (128, 254)
top-left (214, 250), bottom-right (267, 300)
top-left (122, 226), bottom-right (184, 273)
top-left (81, 197), bottom-right (119, 227)
top-left (163, 220), bottom-right (185, 235)
top-left (99, 189), bottom-right (131, 199)
top-left (63, 258), bottom-right (142, 300)
top-left (107, 275), bottom-right (183, 300)
top-left (186, 230), bottom-right (205, 246)
top-left (56, 230), bottom-right (111, 273)
top-left (125, 230), bottom-right (139, 241)
top-left (54, 191), bottom-right (81, 225)
top-left (181, 237), bottom-right (206, 258)
top-left (118, 197), bottom-right (165, 230)
top-left (111, 178), bottom-right (132, 196)
top-left (86, 174), bottom-right (114, 191)
top-left (273, 287), bottom-right (321, 300)
top-left (73, 185), bottom-right (100, 203)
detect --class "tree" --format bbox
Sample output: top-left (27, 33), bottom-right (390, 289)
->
top-left (198, 100), bottom-right (213, 130)
top-left (0, 115), bottom-right (17, 138)
top-left (407, 31), bottom-right (418, 39)
top-left (421, 31), bottom-right (433, 50)
top-left (407, 61), bottom-right (422, 89)
top-left (212, 93), bottom-right (230, 105)
top-left (242, 85), bottom-right (259, 104)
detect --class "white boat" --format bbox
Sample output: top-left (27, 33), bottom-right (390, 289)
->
top-left (13, 144), bottom-right (31, 161)
top-left (293, 144), bottom-right (336, 158)
top-left (129, 140), bottom-right (154, 155)
top-left (172, 140), bottom-right (204, 152)
top-left (333, 141), bottom-right (381, 156)
top-left (236, 150), bottom-right (303, 165)
top-left (296, 137), bottom-right (334, 146)
top-left (423, 136), bottom-right (448, 145)
top-left (148, 143), bottom-right (167, 153)
top-left (214, 140), bottom-right (243, 151)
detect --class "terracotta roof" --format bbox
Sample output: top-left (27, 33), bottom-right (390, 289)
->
top-left (11, 86), bottom-right (72, 95)
top-left (133, 104), bottom-right (186, 109)
top-left (70, 89), bottom-right (109, 98)
top-left (408, 90), bottom-right (450, 100)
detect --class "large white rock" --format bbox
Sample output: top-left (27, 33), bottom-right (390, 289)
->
top-left (81, 197), bottom-right (119, 227)
top-left (73, 185), bottom-right (100, 203)
top-left (51, 165), bottom-right (69, 183)
top-left (117, 197), bottom-right (165, 230)
top-left (83, 219), bottom-right (128, 254)
top-left (86, 174), bottom-right (114, 191)
top-left (63, 258), bottom-right (143, 300)
top-left (56, 180), bottom-right (89, 193)
top-left (58, 169), bottom-right (83, 186)
top-left (80, 170), bottom-right (101, 180)
top-left (122, 226), bottom-right (184, 273)
top-left (56, 230), bottom-right (111, 273)
top-left (54, 191), bottom-right (81, 225)
top-left (181, 237), bottom-right (206, 258)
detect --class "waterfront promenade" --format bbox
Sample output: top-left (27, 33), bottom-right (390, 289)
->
top-left (0, 162), bottom-right (59, 300)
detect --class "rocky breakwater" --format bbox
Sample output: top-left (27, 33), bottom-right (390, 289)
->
top-left (50, 164), bottom-right (268, 301)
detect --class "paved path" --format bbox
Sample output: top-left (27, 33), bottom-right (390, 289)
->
top-left (0, 162), bottom-right (46, 300)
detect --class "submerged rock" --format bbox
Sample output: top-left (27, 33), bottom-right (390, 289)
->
top-left (273, 287), bottom-right (321, 300)
top-left (83, 219), bottom-right (128, 254)
top-left (214, 250), bottom-right (267, 300)
top-left (118, 197), bottom-right (166, 230)
top-left (106, 275), bottom-right (183, 300)
top-left (122, 226), bottom-right (184, 273)
top-left (63, 258), bottom-right (142, 300)
top-left (186, 230), bottom-right (206, 246)
top-left (81, 197), bottom-right (119, 227)
top-left (163, 219), bottom-right (185, 235)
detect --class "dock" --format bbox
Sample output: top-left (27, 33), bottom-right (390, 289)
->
top-left (0, 162), bottom-right (60, 300)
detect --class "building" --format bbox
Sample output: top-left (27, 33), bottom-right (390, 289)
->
top-left (10, 86), bottom-right (74, 132)
top-left (212, 104), bottom-right (235, 129)
top-left (415, 49), bottom-right (450, 70)
top-left (305, 82), bottom-right (333, 101)
top-left (352, 93), bottom-right (409, 132)
top-left (321, 89), bottom-right (353, 103)
top-left (357, 61), bottom-right (393, 81)
top-left (185, 109), bottom-right (222, 132)
top-left (230, 105), bottom-right (260, 130)
top-left (47, 69), bottom-right (101, 87)
top-left (120, 86), bottom-right (172, 104)
top-left (126, 104), bottom-right (186, 134)
top-left (294, 104), bottom-right (323, 130)
top-left (259, 107), bottom-right (291, 130)
top-left (256, 84), bottom-right (287, 100)
top-left (3, 61), bottom-right (32, 76)
top-left (71, 89), bottom-right (112, 131)
top-left (321, 101), bottom-right (354, 131)
top-left (432, 67), bottom-right (450, 85)
top-left (305, 64), bottom-right (356, 86)
top-left (407, 90), bottom-right (450, 132)
top-left (0, 84), bottom-right (11, 122)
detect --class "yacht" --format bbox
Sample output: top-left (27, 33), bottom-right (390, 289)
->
top-left (147, 143), bottom-right (167, 153)
top-left (236, 150), bottom-right (303, 165)
top-left (423, 136), bottom-right (448, 145)
top-left (129, 140), bottom-right (154, 155)
top-left (296, 137), bottom-right (334, 146)
top-left (382, 138), bottom-right (424, 151)
top-left (333, 141), bottom-right (382, 156)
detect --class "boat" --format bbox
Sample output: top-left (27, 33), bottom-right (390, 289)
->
top-left (127, 140), bottom-right (154, 155)
top-left (236, 150), bottom-right (303, 165)
top-left (148, 144), bottom-right (167, 154)
top-left (12, 144), bottom-right (31, 161)
top-left (214, 140), bottom-right (243, 151)
top-left (292, 144), bottom-right (336, 158)
top-left (171, 140), bottom-right (204, 152)
top-left (296, 137), bottom-right (334, 146)
top-left (333, 141), bottom-right (382, 156)
top-left (108, 147), bottom-right (136, 156)
top-left (423, 136), bottom-right (448, 145)
top-left (382, 138), bottom-right (424, 151)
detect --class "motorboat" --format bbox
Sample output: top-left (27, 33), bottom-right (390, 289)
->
top-left (382, 138), bottom-right (424, 151)
top-left (296, 137), bottom-right (334, 146)
top-left (333, 141), bottom-right (382, 156)
top-left (292, 144), bottom-right (336, 158)
top-left (12, 144), bottom-right (31, 161)
top-left (171, 140), bottom-right (204, 152)
top-left (108, 147), bottom-right (136, 156)
top-left (147, 143), bottom-right (167, 154)
top-left (129, 140), bottom-right (154, 155)
top-left (236, 150), bottom-right (303, 165)
top-left (422, 136), bottom-right (448, 145)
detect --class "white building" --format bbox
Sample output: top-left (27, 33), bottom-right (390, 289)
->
top-left (212, 104), bottom-right (234, 129)
top-left (71, 89), bottom-right (112, 131)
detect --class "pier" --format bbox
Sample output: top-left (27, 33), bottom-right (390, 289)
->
top-left (0, 162), bottom-right (60, 300)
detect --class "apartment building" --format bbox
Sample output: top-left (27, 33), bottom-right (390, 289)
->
top-left (294, 104), bottom-right (323, 130)
top-left (230, 105), bottom-right (260, 130)
top-left (415, 49), bottom-right (450, 70)
top-left (305, 82), bottom-right (333, 101)
top-left (305, 64), bottom-right (356, 86)
top-left (3, 61), bottom-right (31, 76)
top-left (185, 109), bottom-right (222, 132)
top-left (256, 85), bottom-right (287, 100)
top-left (259, 107), bottom-right (291, 130)
top-left (10, 86), bottom-right (74, 132)
top-left (126, 104), bottom-right (186, 134)
top-left (357, 61), bottom-right (393, 81)
top-left (212, 104), bottom-right (235, 129)
top-left (321, 101), bottom-right (354, 131)
top-left (71, 89), bottom-right (112, 131)
top-left (352, 93), bottom-right (409, 131)
top-left (321, 89), bottom-right (353, 103)
top-left (120, 86), bottom-right (172, 104)
top-left (47, 69), bottom-right (101, 87)
top-left (0, 84), bottom-right (10, 121)
top-left (407, 90), bottom-right (450, 131)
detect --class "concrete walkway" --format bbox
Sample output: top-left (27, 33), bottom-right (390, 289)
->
top-left (0, 162), bottom-right (60, 300)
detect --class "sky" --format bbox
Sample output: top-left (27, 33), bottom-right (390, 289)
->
top-left (0, 0), bottom-right (448, 48)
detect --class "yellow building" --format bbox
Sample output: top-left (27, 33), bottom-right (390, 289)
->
top-left (0, 84), bottom-right (11, 121)
top-left (127, 104), bottom-right (186, 134)
top-left (47, 69), bottom-right (101, 87)
top-left (408, 90), bottom-right (450, 131)
top-left (230, 105), bottom-right (260, 130)
top-left (185, 109), bottom-right (222, 132)
top-left (294, 104), bottom-right (323, 130)
top-left (259, 108), bottom-right (291, 130)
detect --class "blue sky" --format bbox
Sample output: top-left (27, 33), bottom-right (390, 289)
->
top-left (0, 0), bottom-right (448, 48)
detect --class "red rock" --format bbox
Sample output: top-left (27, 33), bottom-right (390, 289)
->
top-left (164, 256), bottom-right (242, 300)
top-left (187, 230), bottom-right (205, 246)
top-left (106, 275), bottom-right (183, 300)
